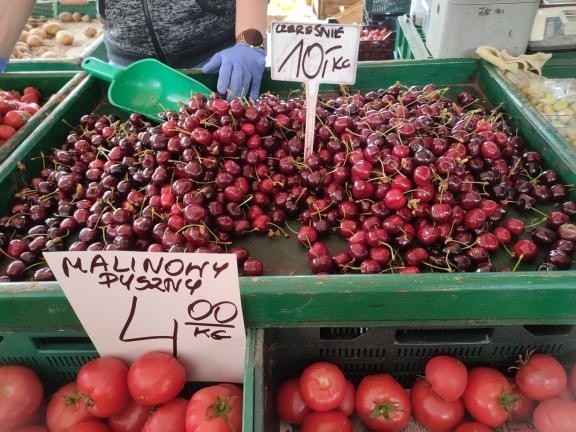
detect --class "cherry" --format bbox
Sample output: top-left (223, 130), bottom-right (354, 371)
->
top-left (531, 227), bottom-right (557, 246)
top-left (417, 225), bottom-right (440, 245)
top-left (243, 257), bottom-right (263, 276)
top-left (558, 224), bottom-right (576, 242)
top-left (476, 233), bottom-right (499, 252)
top-left (514, 239), bottom-right (538, 261)
top-left (464, 208), bottom-right (486, 230)
top-left (546, 249), bottom-right (571, 269)
top-left (493, 227), bottom-right (511, 245)
top-left (502, 218), bottom-right (525, 235)
top-left (311, 255), bottom-right (333, 274)
top-left (297, 226), bottom-right (318, 246)
top-left (384, 188), bottom-right (406, 211)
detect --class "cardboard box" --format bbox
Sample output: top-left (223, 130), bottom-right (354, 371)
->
top-left (313, 0), bottom-right (362, 20)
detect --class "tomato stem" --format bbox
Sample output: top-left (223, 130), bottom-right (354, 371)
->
top-left (207, 395), bottom-right (233, 419)
top-left (368, 401), bottom-right (404, 421)
top-left (499, 392), bottom-right (519, 412)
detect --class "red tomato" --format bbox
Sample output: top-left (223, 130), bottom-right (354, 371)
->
top-left (0, 100), bottom-right (14, 114)
top-left (355, 373), bottom-right (410, 432)
top-left (23, 86), bottom-right (41, 96)
top-left (0, 365), bottom-right (43, 432)
top-left (20, 103), bottom-right (41, 115)
top-left (463, 367), bottom-right (513, 427)
top-left (214, 383), bottom-right (243, 397)
top-left (0, 124), bottom-right (16, 140)
top-left (77, 357), bottom-right (130, 418)
top-left (410, 378), bottom-right (465, 432)
top-left (275, 378), bottom-right (311, 424)
top-left (67, 420), bottom-right (110, 432)
top-left (570, 364), bottom-right (576, 396)
top-left (11, 426), bottom-right (49, 432)
top-left (425, 355), bottom-right (468, 402)
top-left (107, 399), bottom-right (150, 432)
top-left (299, 362), bottom-right (346, 412)
top-left (46, 382), bottom-right (96, 432)
top-left (454, 422), bottom-right (492, 432)
top-left (557, 387), bottom-right (576, 401)
top-left (142, 398), bottom-right (187, 432)
top-left (128, 352), bottom-right (186, 407)
top-left (516, 353), bottom-right (567, 401)
top-left (3, 110), bottom-right (29, 129)
top-left (21, 94), bottom-right (40, 104)
top-left (509, 384), bottom-right (536, 422)
top-left (533, 398), bottom-right (576, 432)
top-left (185, 384), bottom-right (242, 432)
top-left (300, 410), bottom-right (352, 432)
top-left (338, 380), bottom-right (355, 416)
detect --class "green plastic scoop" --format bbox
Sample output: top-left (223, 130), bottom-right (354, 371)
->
top-left (82, 57), bottom-right (212, 122)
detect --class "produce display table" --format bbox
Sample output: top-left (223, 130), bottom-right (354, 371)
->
top-left (1, 58), bottom-right (576, 430)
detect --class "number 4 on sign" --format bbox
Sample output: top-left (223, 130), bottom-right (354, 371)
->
top-left (271, 22), bottom-right (361, 159)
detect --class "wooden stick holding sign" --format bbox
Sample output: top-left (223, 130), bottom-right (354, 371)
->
top-left (271, 22), bottom-right (361, 160)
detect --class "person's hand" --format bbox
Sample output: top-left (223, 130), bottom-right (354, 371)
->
top-left (202, 43), bottom-right (265, 100)
top-left (0, 58), bottom-right (8, 73)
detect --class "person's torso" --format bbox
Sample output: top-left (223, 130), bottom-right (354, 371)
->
top-left (98, 0), bottom-right (236, 67)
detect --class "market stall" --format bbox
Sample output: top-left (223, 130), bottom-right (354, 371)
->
top-left (0, 1), bottom-right (575, 431)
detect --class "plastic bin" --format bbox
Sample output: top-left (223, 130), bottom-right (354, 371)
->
top-left (32, 0), bottom-right (99, 19)
top-left (364, 0), bottom-right (411, 23)
top-left (394, 14), bottom-right (432, 59)
top-left (2, 60), bottom-right (576, 331)
top-left (0, 331), bottom-right (97, 391)
top-left (500, 54), bottom-right (576, 154)
top-left (425, 0), bottom-right (539, 58)
top-left (251, 325), bottom-right (576, 431)
top-left (0, 327), bottom-right (257, 429)
top-left (0, 71), bottom-right (85, 164)
top-left (359, 21), bottom-right (397, 60)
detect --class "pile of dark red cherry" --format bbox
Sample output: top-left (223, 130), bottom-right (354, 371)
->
top-left (1, 83), bottom-right (575, 281)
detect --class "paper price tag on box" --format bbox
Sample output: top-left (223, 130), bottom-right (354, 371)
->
top-left (271, 22), bottom-right (360, 159)
top-left (44, 251), bottom-right (246, 383)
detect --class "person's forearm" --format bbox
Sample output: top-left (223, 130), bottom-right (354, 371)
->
top-left (235, 0), bottom-right (268, 46)
top-left (0, 0), bottom-right (36, 59)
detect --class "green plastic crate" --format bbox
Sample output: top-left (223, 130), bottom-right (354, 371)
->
top-left (0, 328), bottom-right (257, 430)
top-left (0, 331), bottom-right (97, 391)
top-left (251, 325), bottom-right (576, 431)
top-left (0, 71), bottom-right (85, 164)
top-left (31, 0), bottom-right (98, 19)
top-left (2, 60), bottom-right (576, 332)
top-left (54, 0), bottom-right (99, 18)
top-left (394, 14), bottom-right (431, 60)
top-left (31, 1), bottom-right (56, 19)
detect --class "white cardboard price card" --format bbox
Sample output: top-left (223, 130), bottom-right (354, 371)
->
top-left (44, 251), bottom-right (246, 383)
top-left (271, 22), bottom-right (361, 159)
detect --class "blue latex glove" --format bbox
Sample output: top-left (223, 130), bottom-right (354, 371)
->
top-left (0, 58), bottom-right (8, 73)
top-left (202, 43), bottom-right (265, 100)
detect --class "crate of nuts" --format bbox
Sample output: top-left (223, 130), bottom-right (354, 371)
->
top-left (8, 2), bottom-right (104, 71)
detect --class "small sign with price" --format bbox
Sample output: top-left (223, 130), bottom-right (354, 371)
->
top-left (271, 22), bottom-right (360, 159)
top-left (44, 251), bottom-right (246, 383)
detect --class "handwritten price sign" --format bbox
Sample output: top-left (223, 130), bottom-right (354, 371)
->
top-left (271, 22), bottom-right (360, 159)
top-left (44, 251), bottom-right (245, 383)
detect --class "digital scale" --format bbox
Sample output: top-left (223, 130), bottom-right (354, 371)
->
top-left (529, 1), bottom-right (576, 51)
top-left (424, 0), bottom-right (540, 58)
top-left (409, 0), bottom-right (576, 56)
